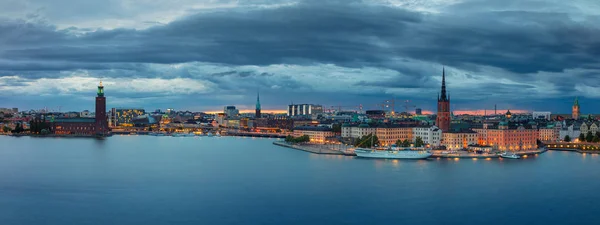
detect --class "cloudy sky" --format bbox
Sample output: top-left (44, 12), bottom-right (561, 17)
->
top-left (0, 0), bottom-right (599, 114)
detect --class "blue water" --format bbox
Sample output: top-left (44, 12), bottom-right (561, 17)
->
top-left (0, 136), bottom-right (599, 225)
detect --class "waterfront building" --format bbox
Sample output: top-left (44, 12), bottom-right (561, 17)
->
top-left (255, 92), bottom-right (261, 119)
top-left (539, 126), bottom-right (557, 142)
top-left (442, 129), bottom-right (478, 150)
top-left (287, 104), bottom-right (323, 117)
top-left (573, 97), bottom-right (580, 119)
top-left (436, 68), bottom-right (451, 132)
top-left (341, 123), bottom-right (414, 146)
top-left (473, 115), bottom-right (539, 151)
top-left (52, 82), bottom-right (109, 136)
top-left (412, 125), bottom-right (442, 147)
top-left (224, 106), bottom-right (239, 118)
top-left (292, 126), bottom-right (335, 142)
top-left (559, 122), bottom-right (581, 141)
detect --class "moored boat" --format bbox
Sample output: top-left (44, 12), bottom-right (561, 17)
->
top-left (354, 146), bottom-right (432, 159)
top-left (499, 152), bottom-right (521, 159)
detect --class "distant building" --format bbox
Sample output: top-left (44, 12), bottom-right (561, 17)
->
top-left (572, 97), bottom-right (580, 119)
top-left (224, 106), bottom-right (239, 118)
top-left (293, 126), bottom-right (335, 142)
top-left (436, 68), bottom-right (451, 132)
top-left (532, 111), bottom-right (551, 120)
top-left (287, 104), bottom-right (323, 117)
top-left (115, 108), bottom-right (146, 126)
top-left (415, 108), bottom-right (422, 115)
top-left (365, 110), bottom-right (386, 119)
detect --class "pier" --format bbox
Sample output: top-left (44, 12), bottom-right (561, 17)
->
top-left (273, 141), bottom-right (350, 155)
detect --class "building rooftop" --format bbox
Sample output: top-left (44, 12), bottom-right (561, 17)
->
top-left (294, 126), bottom-right (333, 132)
top-left (54, 118), bottom-right (96, 123)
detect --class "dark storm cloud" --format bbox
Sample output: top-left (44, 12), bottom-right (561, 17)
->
top-left (1, 0), bottom-right (600, 112)
top-left (1, 0), bottom-right (598, 77)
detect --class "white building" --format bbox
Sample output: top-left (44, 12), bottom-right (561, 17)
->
top-left (559, 123), bottom-right (581, 142)
top-left (532, 111), bottom-right (552, 120)
top-left (412, 125), bottom-right (442, 147)
top-left (287, 104), bottom-right (324, 117)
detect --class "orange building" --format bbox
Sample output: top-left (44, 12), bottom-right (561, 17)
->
top-left (442, 129), bottom-right (478, 150)
top-left (473, 122), bottom-right (539, 151)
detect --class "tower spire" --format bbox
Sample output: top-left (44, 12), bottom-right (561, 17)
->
top-left (255, 90), bottom-right (261, 119)
top-left (440, 67), bottom-right (448, 101)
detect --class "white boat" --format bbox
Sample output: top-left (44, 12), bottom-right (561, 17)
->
top-left (207, 132), bottom-right (213, 137)
top-left (354, 147), bottom-right (432, 159)
top-left (499, 152), bottom-right (521, 159)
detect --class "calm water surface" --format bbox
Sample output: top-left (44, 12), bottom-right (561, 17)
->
top-left (1, 136), bottom-right (599, 225)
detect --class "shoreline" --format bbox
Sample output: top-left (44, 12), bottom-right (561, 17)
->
top-left (274, 141), bottom-right (549, 159)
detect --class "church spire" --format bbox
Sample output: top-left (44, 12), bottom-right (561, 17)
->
top-left (574, 96), bottom-right (579, 107)
top-left (440, 67), bottom-right (448, 101)
top-left (256, 91), bottom-right (261, 110)
top-left (255, 90), bottom-right (261, 119)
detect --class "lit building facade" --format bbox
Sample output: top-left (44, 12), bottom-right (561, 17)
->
top-left (293, 126), bottom-right (335, 142)
top-left (341, 124), bottom-right (414, 146)
top-left (442, 130), bottom-right (478, 150)
top-left (473, 122), bottom-right (539, 151)
top-left (115, 108), bottom-right (145, 126)
top-left (539, 127), bottom-right (556, 142)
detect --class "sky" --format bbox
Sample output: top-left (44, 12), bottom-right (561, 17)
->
top-left (0, 0), bottom-right (599, 114)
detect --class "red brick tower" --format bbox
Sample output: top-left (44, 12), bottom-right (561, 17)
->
top-left (436, 68), bottom-right (451, 132)
top-left (95, 81), bottom-right (108, 135)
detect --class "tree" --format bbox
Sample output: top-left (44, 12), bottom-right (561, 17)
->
top-left (586, 131), bottom-right (594, 142)
top-left (564, 135), bottom-right (571, 142)
top-left (579, 133), bottom-right (585, 142)
top-left (414, 137), bottom-right (425, 147)
top-left (2, 126), bottom-right (10, 133)
top-left (396, 139), bottom-right (411, 147)
top-left (593, 135), bottom-right (600, 143)
top-left (355, 134), bottom-right (380, 148)
top-left (332, 123), bottom-right (342, 133)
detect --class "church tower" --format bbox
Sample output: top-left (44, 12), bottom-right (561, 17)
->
top-left (95, 81), bottom-right (108, 135)
top-left (255, 91), bottom-right (261, 119)
top-left (436, 68), bottom-right (451, 132)
top-left (572, 97), bottom-right (580, 120)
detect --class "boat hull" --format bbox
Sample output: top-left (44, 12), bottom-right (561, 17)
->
top-left (355, 148), bottom-right (432, 159)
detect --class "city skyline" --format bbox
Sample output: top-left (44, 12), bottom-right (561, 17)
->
top-left (1, 0), bottom-right (599, 113)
